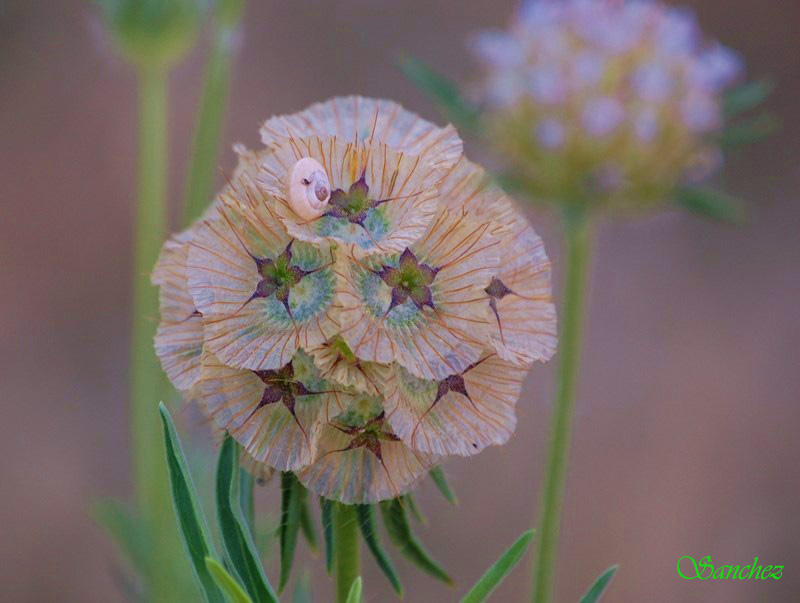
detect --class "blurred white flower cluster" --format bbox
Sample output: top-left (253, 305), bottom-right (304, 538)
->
top-left (471, 0), bottom-right (743, 210)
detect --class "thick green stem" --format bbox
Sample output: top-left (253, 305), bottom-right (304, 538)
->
top-left (181, 26), bottom-right (235, 226)
top-left (334, 504), bottom-right (361, 603)
top-left (532, 209), bottom-right (593, 603)
top-left (130, 67), bottom-right (181, 601)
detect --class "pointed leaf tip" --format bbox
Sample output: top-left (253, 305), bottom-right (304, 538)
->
top-left (429, 466), bottom-right (458, 505)
top-left (345, 577), bottom-right (363, 603)
top-left (380, 498), bottom-right (453, 586)
top-left (673, 186), bottom-right (746, 225)
top-left (205, 557), bottom-right (254, 603)
top-left (579, 565), bottom-right (619, 603)
top-left (723, 77), bottom-right (775, 117)
top-left (460, 530), bottom-right (535, 603)
top-left (356, 504), bottom-right (403, 595)
top-left (159, 404), bottom-right (225, 603)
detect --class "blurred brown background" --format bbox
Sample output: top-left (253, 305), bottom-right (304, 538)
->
top-left (2, 0), bottom-right (799, 601)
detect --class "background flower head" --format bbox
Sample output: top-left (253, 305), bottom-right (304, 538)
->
top-left (471, 0), bottom-right (745, 211)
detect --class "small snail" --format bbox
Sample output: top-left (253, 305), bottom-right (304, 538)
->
top-left (287, 157), bottom-right (331, 220)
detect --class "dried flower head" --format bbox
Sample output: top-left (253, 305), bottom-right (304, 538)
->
top-left (471, 0), bottom-right (744, 211)
top-left (153, 96), bottom-right (557, 503)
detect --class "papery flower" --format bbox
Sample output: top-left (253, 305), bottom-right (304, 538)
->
top-left (470, 0), bottom-right (744, 210)
top-left (153, 96), bottom-right (556, 503)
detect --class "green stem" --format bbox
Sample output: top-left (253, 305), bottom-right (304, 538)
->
top-left (334, 504), bottom-right (361, 603)
top-left (532, 208), bottom-right (593, 603)
top-left (130, 67), bottom-right (181, 601)
top-left (181, 25), bottom-right (236, 226)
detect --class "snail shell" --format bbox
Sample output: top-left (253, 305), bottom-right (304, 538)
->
top-left (287, 157), bottom-right (331, 220)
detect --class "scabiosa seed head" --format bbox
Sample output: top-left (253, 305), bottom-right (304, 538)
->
top-left (153, 97), bottom-right (557, 503)
top-left (470, 0), bottom-right (744, 211)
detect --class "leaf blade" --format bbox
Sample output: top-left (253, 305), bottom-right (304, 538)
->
top-left (380, 498), bottom-right (453, 585)
top-left (356, 504), bottom-right (403, 595)
top-left (216, 435), bottom-right (278, 603)
top-left (579, 565), bottom-right (619, 603)
top-left (298, 485), bottom-right (319, 552)
top-left (399, 55), bottom-right (481, 133)
top-left (92, 499), bottom-right (148, 578)
top-left (158, 403), bottom-right (224, 603)
top-left (320, 497), bottom-right (335, 575)
top-left (279, 472), bottom-right (303, 592)
top-left (460, 530), bottom-right (535, 603)
top-left (723, 78), bottom-right (774, 117)
top-left (717, 113), bottom-right (780, 147)
top-left (429, 466), bottom-right (458, 505)
top-left (673, 186), bottom-right (746, 225)
top-left (345, 577), bottom-right (363, 603)
top-left (205, 557), bottom-right (254, 603)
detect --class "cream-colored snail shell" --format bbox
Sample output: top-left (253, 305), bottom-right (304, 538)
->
top-left (287, 157), bottom-right (331, 220)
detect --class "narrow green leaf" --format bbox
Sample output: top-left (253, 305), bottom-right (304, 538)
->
top-left (717, 113), bottom-right (780, 147)
top-left (298, 485), bottom-right (319, 552)
top-left (429, 466), bottom-right (458, 505)
top-left (320, 497), bottom-right (335, 575)
top-left (239, 468), bottom-right (255, 535)
top-left (216, 435), bottom-right (278, 603)
top-left (279, 472), bottom-right (303, 592)
top-left (205, 557), bottom-right (254, 603)
top-left (380, 498), bottom-right (453, 585)
top-left (404, 493), bottom-right (427, 524)
top-left (673, 186), bottom-right (746, 225)
top-left (291, 570), bottom-right (313, 603)
top-left (399, 55), bottom-right (481, 132)
top-left (356, 505), bottom-right (403, 595)
top-left (92, 499), bottom-right (148, 578)
top-left (460, 530), bottom-right (535, 603)
top-left (158, 403), bottom-right (224, 603)
top-left (723, 78), bottom-right (774, 117)
top-left (345, 577), bottom-right (363, 603)
top-left (579, 565), bottom-right (619, 603)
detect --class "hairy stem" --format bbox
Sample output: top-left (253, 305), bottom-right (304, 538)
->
top-left (532, 208), bottom-right (593, 603)
top-left (334, 503), bottom-right (361, 603)
top-left (130, 67), bottom-right (182, 601)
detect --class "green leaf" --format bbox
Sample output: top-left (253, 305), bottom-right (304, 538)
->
top-left (279, 472), bottom-right (303, 592)
top-left (291, 570), bottom-right (313, 603)
top-left (158, 403), bottom-right (225, 603)
top-left (380, 498), bottom-right (453, 585)
top-left (429, 466), bottom-right (458, 505)
top-left (216, 435), bottom-right (278, 603)
top-left (717, 113), bottom-right (780, 147)
top-left (298, 485), bottom-right (319, 552)
top-left (399, 55), bottom-right (481, 132)
top-left (579, 565), bottom-right (619, 603)
top-left (92, 499), bottom-right (148, 578)
top-left (345, 577), bottom-right (363, 603)
top-left (460, 530), bottom-right (535, 603)
top-left (723, 78), bottom-right (774, 117)
top-left (239, 468), bottom-right (256, 535)
top-left (356, 504), bottom-right (403, 595)
top-left (404, 493), bottom-right (427, 524)
top-left (673, 186), bottom-right (746, 225)
top-left (320, 497), bottom-right (335, 575)
top-left (205, 557), bottom-right (254, 603)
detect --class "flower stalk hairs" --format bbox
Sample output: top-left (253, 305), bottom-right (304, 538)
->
top-left (403, 1), bottom-right (773, 601)
top-left (153, 96), bottom-right (556, 599)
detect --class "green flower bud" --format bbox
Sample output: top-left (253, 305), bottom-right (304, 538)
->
top-left (96, 0), bottom-right (203, 71)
